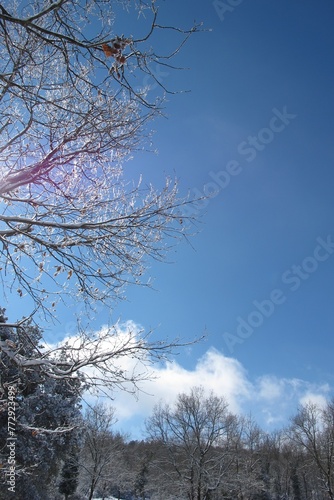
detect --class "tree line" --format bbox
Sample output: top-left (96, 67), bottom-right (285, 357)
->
top-left (0, 321), bottom-right (333, 500)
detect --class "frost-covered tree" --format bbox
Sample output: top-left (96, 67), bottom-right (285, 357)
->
top-left (0, 0), bottom-right (200, 316)
top-left (146, 386), bottom-right (236, 500)
top-left (0, 308), bottom-right (82, 498)
top-left (290, 400), bottom-right (334, 500)
top-left (0, 0), bottom-right (201, 400)
top-left (78, 402), bottom-right (125, 500)
top-left (0, 313), bottom-right (197, 397)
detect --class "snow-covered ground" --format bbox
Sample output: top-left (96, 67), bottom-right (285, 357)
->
top-left (95, 497), bottom-right (124, 500)
top-left (95, 497), bottom-right (123, 500)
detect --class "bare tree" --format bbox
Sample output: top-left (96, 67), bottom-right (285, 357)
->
top-left (0, 0), bottom-right (200, 315)
top-left (146, 386), bottom-right (236, 500)
top-left (289, 400), bottom-right (334, 500)
top-left (77, 402), bottom-right (125, 500)
top-left (224, 415), bottom-right (266, 498)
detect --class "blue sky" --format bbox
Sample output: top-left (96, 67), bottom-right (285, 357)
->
top-left (5, 0), bottom-right (334, 436)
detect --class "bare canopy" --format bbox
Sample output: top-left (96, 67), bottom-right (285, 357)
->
top-left (0, 0), bottom-right (200, 314)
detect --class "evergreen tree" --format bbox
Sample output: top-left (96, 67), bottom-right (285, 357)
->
top-left (134, 460), bottom-right (149, 500)
top-left (291, 467), bottom-right (302, 500)
top-left (59, 453), bottom-right (79, 500)
top-left (0, 308), bottom-right (82, 499)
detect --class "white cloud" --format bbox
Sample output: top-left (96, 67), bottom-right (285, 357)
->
top-left (51, 321), bottom-right (332, 438)
top-left (299, 391), bottom-right (329, 408)
top-left (257, 375), bottom-right (285, 401)
top-left (146, 348), bottom-right (251, 408)
top-left (251, 377), bottom-right (331, 428)
top-left (106, 344), bottom-right (332, 436)
top-left (117, 347), bottom-right (253, 419)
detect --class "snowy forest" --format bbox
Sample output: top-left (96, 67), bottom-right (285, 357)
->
top-left (1, 0), bottom-right (333, 499)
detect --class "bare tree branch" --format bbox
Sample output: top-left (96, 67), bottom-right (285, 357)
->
top-left (0, 316), bottom-right (203, 391)
top-left (0, 0), bottom-right (201, 316)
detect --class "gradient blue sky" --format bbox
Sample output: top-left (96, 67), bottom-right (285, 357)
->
top-left (5, 0), bottom-right (334, 436)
